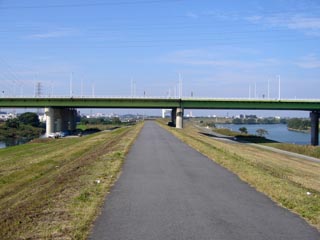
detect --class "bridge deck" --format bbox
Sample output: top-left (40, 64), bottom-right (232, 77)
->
top-left (1, 97), bottom-right (320, 110)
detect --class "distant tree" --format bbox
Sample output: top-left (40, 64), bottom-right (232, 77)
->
top-left (80, 118), bottom-right (89, 125)
top-left (5, 118), bottom-right (20, 128)
top-left (280, 118), bottom-right (287, 124)
top-left (256, 128), bottom-right (268, 137)
top-left (239, 127), bottom-right (248, 134)
top-left (287, 118), bottom-right (310, 130)
top-left (232, 118), bottom-right (243, 124)
top-left (111, 117), bottom-right (121, 124)
top-left (206, 122), bottom-right (216, 128)
top-left (18, 112), bottom-right (40, 127)
top-left (244, 118), bottom-right (257, 124)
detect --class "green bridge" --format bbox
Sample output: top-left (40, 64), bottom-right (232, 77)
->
top-left (1, 97), bottom-right (320, 145)
top-left (1, 97), bottom-right (320, 110)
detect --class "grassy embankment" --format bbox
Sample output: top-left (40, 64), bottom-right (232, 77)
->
top-left (211, 127), bottom-right (320, 159)
top-left (77, 123), bottom-right (134, 132)
top-left (264, 143), bottom-right (320, 159)
top-left (0, 122), bottom-right (143, 239)
top-left (158, 120), bottom-right (320, 230)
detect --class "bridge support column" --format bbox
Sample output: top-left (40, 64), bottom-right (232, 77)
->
top-left (68, 109), bottom-right (77, 132)
top-left (61, 108), bottom-right (69, 132)
top-left (45, 107), bottom-right (77, 136)
top-left (45, 107), bottom-right (55, 137)
top-left (162, 109), bottom-right (166, 118)
top-left (176, 108), bottom-right (184, 129)
top-left (171, 108), bottom-right (176, 127)
top-left (310, 111), bottom-right (319, 146)
top-left (55, 109), bottom-right (63, 132)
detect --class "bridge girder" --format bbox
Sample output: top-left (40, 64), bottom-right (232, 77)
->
top-left (1, 98), bottom-right (320, 111)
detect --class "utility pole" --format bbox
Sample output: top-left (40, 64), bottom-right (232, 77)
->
top-left (70, 72), bottom-right (73, 97)
top-left (254, 82), bottom-right (257, 98)
top-left (19, 81), bottom-right (23, 97)
top-left (131, 78), bottom-right (133, 97)
top-left (81, 79), bottom-right (84, 97)
top-left (92, 82), bottom-right (95, 97)
top-left (50, 81), bottom-right (53, 97)
top-left (267, 79), bottom-right (270, 99)
top-left (178, 73), bottom-right (183, 98)
top-left (278, 75), bottom-right (281, 100)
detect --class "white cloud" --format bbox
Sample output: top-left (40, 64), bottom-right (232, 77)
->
top-left (245, 15), bottom-right (263, 23)
top-left (246, 14), bottom-right (320, 35)
top-left (26, 28), bottom-right (76, 39)
top-left (186, 11), bottom-right (199, 19)
top-left (163, 49), bottom-right (280, 69)
top-left (295, 54), bottom-right (320, 69)
top-left (286, 16), bottom-right (320, 30)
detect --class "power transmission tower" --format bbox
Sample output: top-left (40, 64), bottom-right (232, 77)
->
top-left (34, 82), bottom-right (42, 97)
top-left (34, 82), bottom-right (43, 114)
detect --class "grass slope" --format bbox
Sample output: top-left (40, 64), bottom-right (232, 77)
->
top-left (158, 120), bottom-right (320, 230)
top-left (0, 123), bottom-right (143, 239)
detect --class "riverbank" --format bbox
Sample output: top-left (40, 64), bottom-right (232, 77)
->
top-left (0, 123), bottom-right (143, 239)
top-left (158, 120), bottom-right (320, 230)
top-left (210, 126), bottom-right (320, 159)
top-left (0, 122), bottom-right (44, 143)
top-left (288, 127), bottom-right (310, 133)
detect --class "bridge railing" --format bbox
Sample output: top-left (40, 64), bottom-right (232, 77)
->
top-left (1, 95), bottom-right (320, 102)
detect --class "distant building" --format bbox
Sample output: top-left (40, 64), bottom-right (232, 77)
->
top-left (38, 114), bottom-right (46, 123)
top-left (0, 112), bottom-right (17, 121)
top-left (245, 114), bottom-right (257, 119)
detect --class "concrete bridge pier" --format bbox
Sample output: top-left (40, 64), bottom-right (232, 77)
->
top-left (170, 108), bottom-right (177, 127)
top-left (176, 107), bottom-right (184, 129)
top-left (310, 111), bottom-right (320, 146)
top-left (45, 107), bottom-right (77, 136)
top-left (68, 109), bottom-right (77, 131)
top-left (45, 107), bottom-right (55, 137)
top-left (162, 109), bottom-right (171, 118)
top-left (61, 108), bottom-right (69, 132)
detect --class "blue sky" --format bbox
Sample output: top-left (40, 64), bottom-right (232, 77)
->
top-left (0, 0), bottom-right (320, 116)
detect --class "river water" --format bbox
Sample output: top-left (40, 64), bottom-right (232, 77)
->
top-left (0, 138), bottom-right (32, 149)
top-left (216, 124), bottom-right (314, 145)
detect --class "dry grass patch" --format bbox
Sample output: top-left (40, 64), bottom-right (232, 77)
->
top-left (158, 120), bottom-right (320, 230)
top-left (265, 143), bottom-right (320, 159)
top-left (0, 123), bottom-right (143, 239)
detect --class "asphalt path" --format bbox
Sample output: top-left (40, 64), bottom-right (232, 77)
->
top-left (89, 121), bottom-right (319, 240)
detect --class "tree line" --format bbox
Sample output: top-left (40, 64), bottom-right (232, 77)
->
top-left (0, 112), bottom-right (44, 140)
top-left (286, 118), bottom-right (311, 131)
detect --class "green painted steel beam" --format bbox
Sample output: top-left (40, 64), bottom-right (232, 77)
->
top-left (0, 98), bottom-right (180, 109)
top-left (1, 97), bottom-right (320, 111)
top-left (181, 99), bottom-right (320, 111)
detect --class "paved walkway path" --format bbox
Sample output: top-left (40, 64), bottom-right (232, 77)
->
top-left (89, 121), bottom-right (319, 240)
